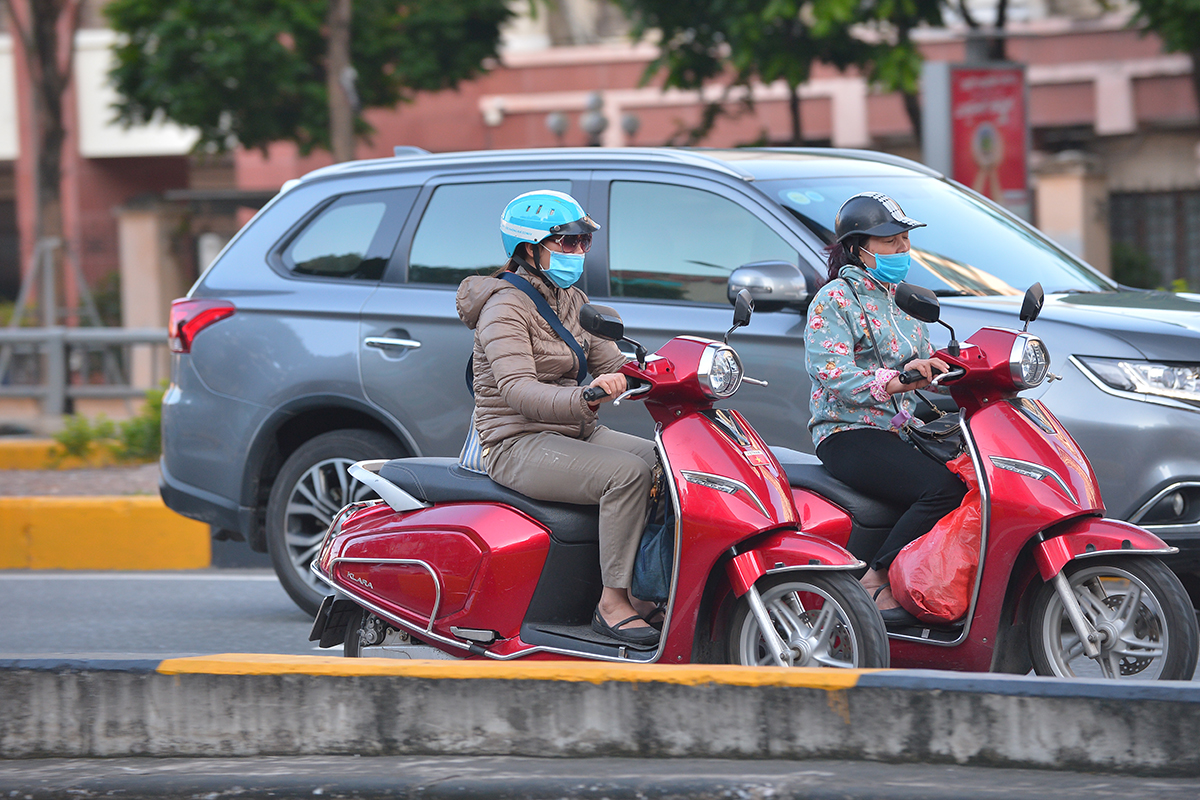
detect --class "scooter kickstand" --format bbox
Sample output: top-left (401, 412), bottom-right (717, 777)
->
top-left (1051, 571), bottom-right (1102, 659)
top-left (745, 583), bottom-right (792, 667)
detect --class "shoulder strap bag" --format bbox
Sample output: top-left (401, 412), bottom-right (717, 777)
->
top-left (839, 277), bottom-right (964, 464)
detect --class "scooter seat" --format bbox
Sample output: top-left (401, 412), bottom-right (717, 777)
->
top-left (377, 457), bottom-right (600, 544)
top-left (769, 446), bottom-right (905, 529)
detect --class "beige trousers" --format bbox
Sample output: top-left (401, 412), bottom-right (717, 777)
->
top-left (487, 426), bottom-right (657, 588)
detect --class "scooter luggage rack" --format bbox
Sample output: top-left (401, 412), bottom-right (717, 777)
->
top-left (327, 556), bottom-right (442, 634)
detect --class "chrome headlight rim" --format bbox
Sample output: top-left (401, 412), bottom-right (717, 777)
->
top-left (697, 343), bottom-right (744, 399)
top-left (1009, 333), bottom-right (1050, 389)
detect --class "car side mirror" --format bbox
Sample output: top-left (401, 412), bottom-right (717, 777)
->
top-left (580, 303), bottom-right (624, 341)
top-left (727, 261), bottom-right (810, 312)
top-left (894, 282), bottom-right (940, 323)
top-left (1020, 283), bottom-right (1045, 330)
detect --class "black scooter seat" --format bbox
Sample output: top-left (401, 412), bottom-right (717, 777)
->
top-left (769, 446), bottom-right (905, 529)
top-left (377, 457), bottom-right (600, 544)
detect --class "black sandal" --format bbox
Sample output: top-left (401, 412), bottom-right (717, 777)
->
top-left (872, 584), bottom-right (921, 627)
top-left (592, 608), bottom-right (660, 646)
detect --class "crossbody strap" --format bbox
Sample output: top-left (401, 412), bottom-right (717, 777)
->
top-left (500, 271), bottom-right (589, 386)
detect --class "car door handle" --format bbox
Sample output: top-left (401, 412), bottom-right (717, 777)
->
top-left (364, 337), bottom-right (422, 350)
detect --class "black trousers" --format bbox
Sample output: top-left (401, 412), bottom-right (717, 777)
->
top-left (816, 427), bottom-right (968, 571)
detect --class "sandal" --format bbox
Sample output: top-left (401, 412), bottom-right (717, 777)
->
top-left (592, 608), bottom-right (660, 646)
top-left (871, 583), bottom-right (922, 627)
top-left (642, 603), bottom-right (666, 631)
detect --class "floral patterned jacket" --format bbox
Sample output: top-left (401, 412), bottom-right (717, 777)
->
top-left (804, 266), bottom-right (934, 449)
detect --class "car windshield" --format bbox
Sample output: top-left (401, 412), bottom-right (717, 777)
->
top-left (760, 176), bottom-right (1116, 296)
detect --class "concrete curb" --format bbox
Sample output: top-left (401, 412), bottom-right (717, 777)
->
top-left (2, 654), bottom-right (1198, 775)
top-left (0, 438), bottom-right (116, 470)
top-left (0, 496), bottom-right (209, 569)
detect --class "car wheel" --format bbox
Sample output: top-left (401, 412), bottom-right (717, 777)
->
top-left (266, 428), bottom-right (401, 615)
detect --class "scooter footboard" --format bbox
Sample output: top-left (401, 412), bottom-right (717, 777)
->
top-left (725, 529), bottom-right (864, 597)
top-left (1034, 517), bottom-right (1177, 580)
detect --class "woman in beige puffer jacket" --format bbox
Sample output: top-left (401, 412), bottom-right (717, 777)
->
top-left (454, 190), bottom-right (659, 647)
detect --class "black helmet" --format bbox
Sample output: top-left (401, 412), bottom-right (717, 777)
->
top-left (834, 192), bottom-right (926, 243)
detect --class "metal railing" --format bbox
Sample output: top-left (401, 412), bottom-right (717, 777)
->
top-left (0, 327), bottom-right (170, 416)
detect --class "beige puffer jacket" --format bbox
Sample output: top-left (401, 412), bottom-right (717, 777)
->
top-left (456, 267), bottom-right (626, 456)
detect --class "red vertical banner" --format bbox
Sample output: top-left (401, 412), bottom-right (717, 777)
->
top-left (951, 66), bottom-right (1028, 213)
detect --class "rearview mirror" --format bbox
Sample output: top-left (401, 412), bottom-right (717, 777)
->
top-left (894, 282), bottom-right (941, 324)
top-left (725, 289), bottom-right (754, 343)
top-left (727, 261), bottom-right (810, 312)
top-left (1020, 283), bottom-right (1045, 328)
top-left (579, 304), bottom-right (624, 341)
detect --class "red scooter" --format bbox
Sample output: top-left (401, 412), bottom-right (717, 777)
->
top-left (309, 292), bottom-right (889, 668)
top-left (774, 282), bottom-right (1199, 680)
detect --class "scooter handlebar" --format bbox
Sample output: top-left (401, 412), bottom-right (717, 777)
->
top-left (582, 375), bottom-right (639, 403)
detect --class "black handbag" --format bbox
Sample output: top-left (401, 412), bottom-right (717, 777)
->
top-left (905, 410), bottom-right (965, 463)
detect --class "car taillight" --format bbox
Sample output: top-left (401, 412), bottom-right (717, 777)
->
top-left (169, 298), bottom-right (235, 353)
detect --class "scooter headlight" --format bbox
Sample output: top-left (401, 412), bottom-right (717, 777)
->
top-left (698, 344), bottom-right (744, 399)
top-left (1010, 334), bottom-right (1050, 389)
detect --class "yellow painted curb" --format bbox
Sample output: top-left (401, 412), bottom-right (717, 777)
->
top-left (156, 653), bottom-right (875, 689)
top-left (0, 438), bottom-right (118, 470)
top-left (0, 496), bottom-right (210, 569)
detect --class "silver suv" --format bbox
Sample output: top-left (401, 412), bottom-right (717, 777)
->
top-left (162, 147), bottom-right (1200, 614)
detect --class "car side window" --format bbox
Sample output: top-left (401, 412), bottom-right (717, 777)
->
top-left (608, 181), bottom-right (799, 303)
top-left (408, 180), bottom-right (571, 285)
top-left (281, 189), bottom-right (410, 280)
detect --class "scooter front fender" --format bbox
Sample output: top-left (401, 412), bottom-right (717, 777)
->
top-left (1033, 517), bottom-right (1177, 581)
top-left (725, 529), bottom-right (865, 597)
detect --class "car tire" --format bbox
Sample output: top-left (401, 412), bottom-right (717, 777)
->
top-left (265, 428), bottom-right (402, 615)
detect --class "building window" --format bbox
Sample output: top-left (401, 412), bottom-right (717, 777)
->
top-left (1110, 190), bottom-right (1200, 290)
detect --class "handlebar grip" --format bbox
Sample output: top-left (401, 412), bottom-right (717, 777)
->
top-left (582, 386), bottom-right (609, 403)
top-left (898, 368), bottom-right (923, 385)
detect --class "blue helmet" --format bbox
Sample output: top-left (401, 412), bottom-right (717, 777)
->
top-left (500, 190), bottom-right (599, 258)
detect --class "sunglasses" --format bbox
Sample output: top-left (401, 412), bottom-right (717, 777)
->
top-left (547, 233), bottom-right (593, 253)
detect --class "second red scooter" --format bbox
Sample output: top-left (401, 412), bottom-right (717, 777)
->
top-left (308, 292), bottom-right (889, 668)
top-left (774, 282), bottom-right (1199, 680)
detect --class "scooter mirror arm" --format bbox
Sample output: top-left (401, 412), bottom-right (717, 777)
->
top-left (937, 320), bottom-right (960, 357)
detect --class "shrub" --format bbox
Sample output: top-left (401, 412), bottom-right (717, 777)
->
top-left (49, 383), bottom-right (164, 466)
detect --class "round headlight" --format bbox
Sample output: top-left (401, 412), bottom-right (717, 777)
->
top-left (1010, 334), bottom-right (1050, 389)
top-left (699, 344), bottom-right (744, 398)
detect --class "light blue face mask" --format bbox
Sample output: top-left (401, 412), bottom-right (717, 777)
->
top-left (863, 249), bottom-right (911, 284)
top-left (544, 251), bottom-right (585, 288)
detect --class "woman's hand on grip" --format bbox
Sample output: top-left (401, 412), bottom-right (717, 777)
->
top-left (586, 372), bottom-right (628, 407)
top-left (887, 357), bottom-right (950, 394)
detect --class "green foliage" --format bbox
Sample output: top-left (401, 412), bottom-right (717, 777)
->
top-left (615, 0), bottom-right (941, 144)
top-left (92, 271), bottom-right (123, 327)
top-left (50, 383), bottom-right (165, 465)
top-left (51, 414), bottom-right (116, 465)
top-left (1133, 0), bottom-right (1200, 55)
top-left (104, 0), bottom-right (512, 154)
top-left (1111, 241), bottom-right (1161, 290)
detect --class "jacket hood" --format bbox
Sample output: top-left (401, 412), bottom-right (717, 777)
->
top-left (456, 274), bottom-right (509, 330)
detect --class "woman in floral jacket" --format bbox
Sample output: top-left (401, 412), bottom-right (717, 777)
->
top-left (804, 193), bottom-right (967, 624)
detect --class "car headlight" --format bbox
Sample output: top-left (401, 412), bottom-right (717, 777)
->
top-left (1009, 334), bottom-right (1050, 389)
top-left (1077, 357), bottom-right (1200, 404)
top-left (698, 343), bottom-right (744, 399)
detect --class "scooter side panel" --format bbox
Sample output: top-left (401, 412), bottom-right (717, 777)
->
top-left (658, 411), bottom-right (800, 663)
top-left (791, 489), bottom-right (853, 549)
top-left (324, 503), bottom-right (550, 640)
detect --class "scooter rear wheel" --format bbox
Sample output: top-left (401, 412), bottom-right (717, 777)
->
top-left (1029, 556), bottom-right (1199, 680)
top-left (726, 572), bottom-right (890, 668)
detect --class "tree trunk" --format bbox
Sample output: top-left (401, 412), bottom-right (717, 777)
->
top-left (788, 84), bottom-right (803, 146)
top-left (903, 91), bottom-right (922, 147)
top-left (1191, 49), bottom-right (1200, 129)
top-left (327, 0), bottom-right (355, 162)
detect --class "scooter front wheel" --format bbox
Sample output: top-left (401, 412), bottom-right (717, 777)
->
top-left (1029, 556), bottom-right (1199, 680)
top-left (726, 572), bottom-right (890, 668)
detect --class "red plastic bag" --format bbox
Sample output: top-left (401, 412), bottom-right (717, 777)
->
top-left (888, 454), bottom-right (981, 624)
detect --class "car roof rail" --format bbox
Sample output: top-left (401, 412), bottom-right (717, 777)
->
top-left (393, 146), bottom-right (431, 158)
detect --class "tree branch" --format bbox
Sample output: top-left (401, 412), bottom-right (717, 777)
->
top-left (1, 0), bottom-right (37, 66)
